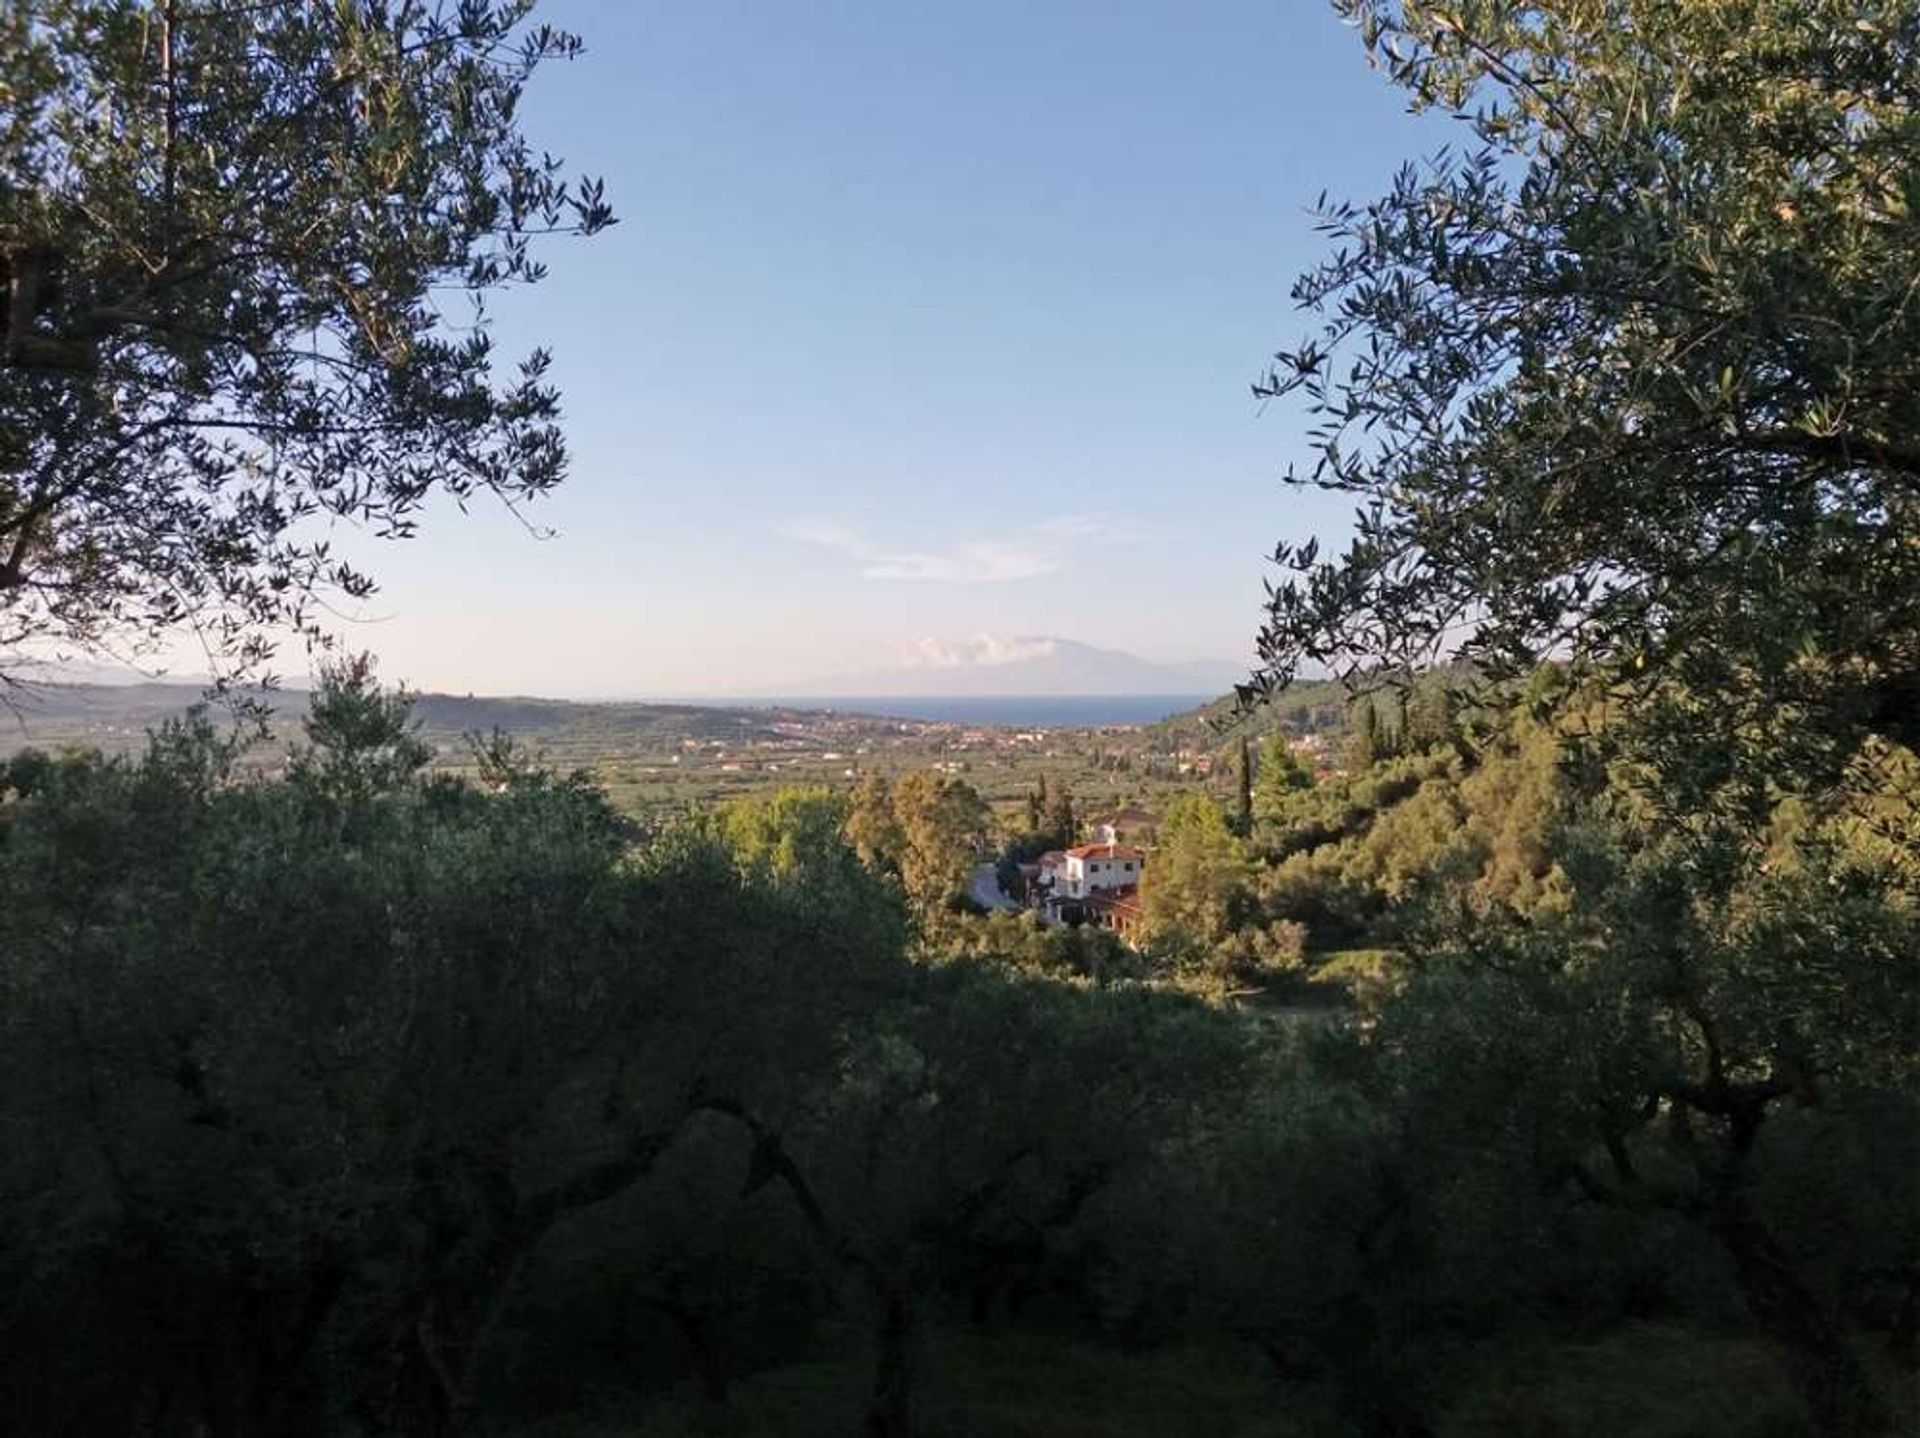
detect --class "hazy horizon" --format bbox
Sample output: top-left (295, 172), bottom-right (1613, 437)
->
top-left (17, 634), bottom-right (1257, 706)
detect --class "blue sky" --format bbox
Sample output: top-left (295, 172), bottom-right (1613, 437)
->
top-left (314, 1), bottom-right (1452, 697)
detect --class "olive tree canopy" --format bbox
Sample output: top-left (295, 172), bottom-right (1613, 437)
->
top-left (1, 0), bottom-right (612, 680)
top-left (1254, 1), bottom-right (1918, 760)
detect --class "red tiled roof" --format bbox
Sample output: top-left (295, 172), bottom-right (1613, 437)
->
top-left (1065, 843), bottom-right (1145, 861)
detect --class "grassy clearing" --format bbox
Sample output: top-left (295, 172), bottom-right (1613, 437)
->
top-left (1239, 949), bottom-right (1406, 1023)
top-left (1309, 947), bottom-right (1407, 1011)
top-left (1309, 948), bottom-right (1402, 985)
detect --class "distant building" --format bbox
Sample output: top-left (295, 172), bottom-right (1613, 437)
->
top-left (1029, 844), bottom-right (1147, 936)
top-left (1034, 850), bottom-right (1068, 893)
top-left (1087, 806), bottom-right (1160, 848)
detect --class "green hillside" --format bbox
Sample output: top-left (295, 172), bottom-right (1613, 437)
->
top-left (0, 683), bottom-right (852, 757)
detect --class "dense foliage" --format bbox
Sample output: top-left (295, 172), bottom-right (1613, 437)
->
top-left (0, 0), bottom-right (612, 680)
top-left (0, 672), bottom-right (1254, 1438)
top-left (2, 663), bottom-right (1910, 1438)
top-left (1253, 1), bottom-right (1918, 781)
top-left (0, 3), bottom-right (1914, 1437)
top-left (1238, 5), bottom-right (1920, 1434)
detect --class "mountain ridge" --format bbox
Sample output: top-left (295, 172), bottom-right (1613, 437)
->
top-left (751, 636), bottom-right (1245, 699)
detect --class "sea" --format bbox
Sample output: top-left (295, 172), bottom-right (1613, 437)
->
top-left (726, 695), bottom-right (1215, 728)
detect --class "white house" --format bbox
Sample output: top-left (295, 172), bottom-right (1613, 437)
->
top-left (1058, 843), bottom-right (1145, 899)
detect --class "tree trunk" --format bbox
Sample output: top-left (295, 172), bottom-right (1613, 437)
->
top-left (1885, 1266), bottom-right (1918, 1372)
top-left (1711, 1196), bottom-right (1889, 1438)
top-left (416, 1301), bottom-right (478, 1438)
top-left (658, 1299), bottom-right (731, 1406)
top-left (863, 1288), bottom-right (918, 1438)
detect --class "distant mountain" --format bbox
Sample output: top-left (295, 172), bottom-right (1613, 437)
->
top-left (0, 658), bottom-right (221, 688)
top-left (0, 681), bottom-right (246, 721)
top-left (0, 682), bottom-right (857, 759)
top-left (767, 636), bottom-right (1246, 698)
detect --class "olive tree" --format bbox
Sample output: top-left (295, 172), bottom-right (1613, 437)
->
top-left (1246, 13), bottom-right (1920, 1426)
top-left (713, 966), bottom-right (1248, 1438)
top-left (1, 0), bottom-right (612, 680)
top-left (0, 671), bottom-right (910, 1437)
top-left (1254, 1), bottom-right (1917, 781)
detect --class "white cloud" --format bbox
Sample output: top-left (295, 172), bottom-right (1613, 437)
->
top-left (783, 513), bottom-right (1131, 585)
top-left (896, 634), bottom-right (1062, 669)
